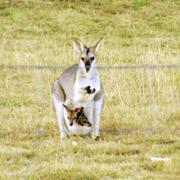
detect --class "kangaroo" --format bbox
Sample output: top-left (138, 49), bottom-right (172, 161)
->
top-left (52, 39), bottom-right (104, 140)
top-left (63, 104), bottom-right (92, 127)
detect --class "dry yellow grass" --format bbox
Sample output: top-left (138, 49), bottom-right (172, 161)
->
top-left (0, 0), bottom-right (180, 179)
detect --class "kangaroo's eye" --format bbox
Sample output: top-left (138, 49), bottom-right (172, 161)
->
top-left (67, 117), bottom-right (70, 120)
top-left (91, 57), bottom-right (94, 61)
top-left (81, 57), bottom-right (85, 61)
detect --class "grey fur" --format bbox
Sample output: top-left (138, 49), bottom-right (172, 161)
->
top-left (52, 39), bottom-right (104, 139)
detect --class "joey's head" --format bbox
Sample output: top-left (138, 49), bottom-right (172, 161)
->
top-left (63, 105), bottom-right (91, 127)
top-left (63, 104), bottom-right (82, 126)
top-left (73, 38), bottom-right (103, 73)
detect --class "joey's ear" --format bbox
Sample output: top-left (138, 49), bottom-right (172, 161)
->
top-left (75, 107), bottom-right (82, 113)
top-left (93, 38), bottom-right (103, 53)
top-left (63, 104), bottom-right (67, 109)
top-left (73, 39), bottom-right (86, 54)
top-left (63, 104), bottom-right (70, 111)
top-left (80, 107), bottom-right (84, 112)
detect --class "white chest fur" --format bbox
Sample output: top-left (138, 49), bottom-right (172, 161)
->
top-left (73, 68), bottom-right (100, 104)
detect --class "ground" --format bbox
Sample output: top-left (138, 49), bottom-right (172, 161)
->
top-left (0, 0), bottom-right (180, 179)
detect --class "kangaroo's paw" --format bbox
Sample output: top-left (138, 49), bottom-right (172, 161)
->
top-left (84, 86), bottom-right (96, 94)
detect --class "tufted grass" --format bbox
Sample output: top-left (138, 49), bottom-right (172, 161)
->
top-left (0, 0), bottom-right (180, 179)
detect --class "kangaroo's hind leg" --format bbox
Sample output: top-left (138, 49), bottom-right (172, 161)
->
top-left (52, 80), bottom-right (67, 139)
top-left (92, 90), bottom-right (104, 140)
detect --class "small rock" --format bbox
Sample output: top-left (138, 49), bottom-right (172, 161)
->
top-left (72, 141), bottom-right (77, 146)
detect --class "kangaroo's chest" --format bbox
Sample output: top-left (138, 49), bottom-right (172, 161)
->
top-left (73, 76), bottom-right (100, 103)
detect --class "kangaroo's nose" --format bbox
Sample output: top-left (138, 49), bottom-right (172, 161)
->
top-left (85, 62), bottom-right (91, 72)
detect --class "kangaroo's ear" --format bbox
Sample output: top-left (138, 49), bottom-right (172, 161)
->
top-left (93, 38), bottom-right (103, 53)
top-left (73, 39), bottom-right (86, 54)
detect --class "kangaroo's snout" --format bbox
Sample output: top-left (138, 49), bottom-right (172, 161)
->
top-left (81, 55), bottom-right (94, 72)
top-left (85, 62), bottom-right (91, 72)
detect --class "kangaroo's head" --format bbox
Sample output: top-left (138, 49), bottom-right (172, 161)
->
top-left (73, 38), bottom-right (103, 73)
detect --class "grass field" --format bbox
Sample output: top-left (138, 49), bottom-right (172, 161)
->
top-left (0, 0), bottom-right (180, 179)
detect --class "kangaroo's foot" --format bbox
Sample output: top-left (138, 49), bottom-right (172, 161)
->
top-left (84, 86), bottom-right (96, 94)
top-left (92, 133), bottom-right (101, 141)
top-left (95, 136), bottom-right (100, 141)
top-left (61, 132), bottom-right (67, 140)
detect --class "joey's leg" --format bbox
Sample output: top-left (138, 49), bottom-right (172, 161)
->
top-left (84, 104), bottom-right (94, 126)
